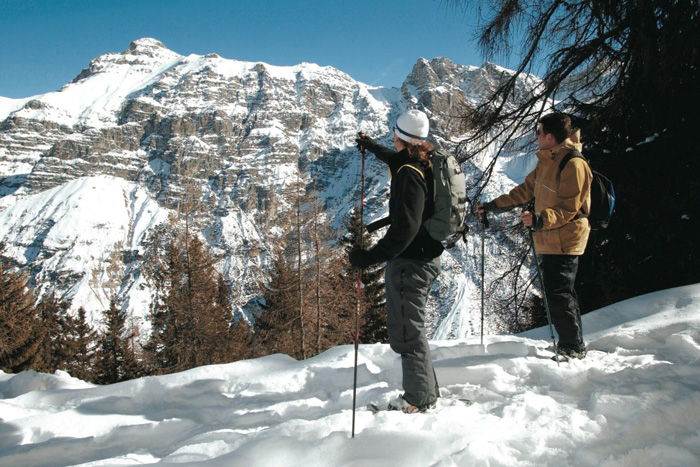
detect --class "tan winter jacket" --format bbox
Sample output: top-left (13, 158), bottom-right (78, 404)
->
top-left (493, 130), bottom-right (593, 255)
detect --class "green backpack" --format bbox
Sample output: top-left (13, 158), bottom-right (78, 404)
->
top-left (420, 150), bottom-right (468, 245)
top-left (368, 151), bottom-right (467, 246)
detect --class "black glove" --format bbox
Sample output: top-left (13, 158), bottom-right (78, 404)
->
top-left (531, 212), bottom-right (544, 231)
top-left (355, 134), bottom-right (377, 153)
top-left (481, 201), bottom-right (498, 212)
top-left (523, 203), bottom-right (544, 231)
top-left (349, 247), bottom-right (376, 269)
top-left (481, 201), bottom-right (509, 214)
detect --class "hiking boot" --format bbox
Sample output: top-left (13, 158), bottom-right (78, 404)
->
top-left (387, 395), bottom-right (435, 414)
top-left (556, 344), bottom-right (587, 360)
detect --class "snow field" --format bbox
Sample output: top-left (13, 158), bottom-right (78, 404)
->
top-left (2, 284), bottom-right (700, 466)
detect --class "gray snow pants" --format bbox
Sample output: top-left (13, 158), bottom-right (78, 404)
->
top-left (385, 256), bottom-right (441, 407)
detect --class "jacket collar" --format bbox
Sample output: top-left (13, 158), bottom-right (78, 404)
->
top-left (536, 129), bottom-right (583, 163)
top-left (389, 148), bottom-right (428, 171)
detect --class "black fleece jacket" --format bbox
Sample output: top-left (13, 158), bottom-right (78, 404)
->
top-left (365, 144), bottom-right (444, 263)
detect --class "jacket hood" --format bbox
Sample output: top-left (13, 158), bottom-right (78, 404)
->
top-left (536, 129), bottom-right (583, 162)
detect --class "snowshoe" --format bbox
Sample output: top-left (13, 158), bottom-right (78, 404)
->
top-left (553, 345), bottom-right (588, 361)
top-left (367, 394), bottom-right (472, 414)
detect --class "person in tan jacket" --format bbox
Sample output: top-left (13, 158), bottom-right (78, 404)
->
top-left (478, 113), bottom-right (593, 359)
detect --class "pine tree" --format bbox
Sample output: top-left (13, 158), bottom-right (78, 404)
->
top-left (144, 232), bottom-right (246, 374)
top-left (452, 0), bottom-right (700, 312)
top-left (0, 243), bottom-right (41, 373)
top-left (254, 178), bottom-right (312, 359)
top-left (253, 247), bottom-right (300, 357)
top-left (290, 179), bottom-right (308, 359)
top-left (308, 196), bottom-right (356, 354)
top-left (68, 307), bottom-right (98, 382)
top-left (254, 184), bottom-right (355, 359)
top-left (342, 206), bottom-right (387, 343)
top-left (215, 275), bottom-right (252, 362)
top-left (34, 293), bottom-right (74, 373)
top-left (94, 300), bottom-right (142, 384)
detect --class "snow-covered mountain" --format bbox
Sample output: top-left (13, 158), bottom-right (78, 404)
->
top-left (0, 38), bottom-right (540, 337)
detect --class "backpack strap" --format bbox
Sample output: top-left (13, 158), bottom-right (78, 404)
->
top-left (558, 150), bottom-right (586, 172)
top-left (558, 150), bottom-right (589, 219)
top-left (397, 163), bottom-right (425, 180)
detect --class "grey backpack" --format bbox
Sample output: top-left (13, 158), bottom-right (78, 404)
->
top-left (394, 151), bottom-right (467, 246)
top-left (366, 151), bottom-right (467, 246)
top-left (420, 150), bottom-right (467, 245)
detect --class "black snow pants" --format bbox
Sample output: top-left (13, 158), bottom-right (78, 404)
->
top-left (540, 254), bottom-right (585, 350)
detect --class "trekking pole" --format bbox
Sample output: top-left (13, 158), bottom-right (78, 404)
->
top-left (480, 211), bottom-right (489, 345)
top-left (351, 134), bottom-right (366, 438)
top-left (525, 203), bottom-right (560, 365)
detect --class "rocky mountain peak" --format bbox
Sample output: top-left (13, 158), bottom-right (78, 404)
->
top-left (403, 58), bottom-right (440, 89)
top-left (71, 38), bottom-right (180, 85)
top-left (129, 38), bottom-right (168, 53)
top-left (403, 57), bottom-right (461, 89)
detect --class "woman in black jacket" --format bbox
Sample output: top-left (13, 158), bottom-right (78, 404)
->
top-left (351, 109), bottom-right (443, 413)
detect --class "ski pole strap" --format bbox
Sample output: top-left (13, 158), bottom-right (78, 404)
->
top-left (366, 216), bottom-right (391, 233)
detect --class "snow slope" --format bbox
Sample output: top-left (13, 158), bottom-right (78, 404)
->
top-left (2, 284), bottom-right (699, 466)
top-left (0, 175), bottom-right (170, 325)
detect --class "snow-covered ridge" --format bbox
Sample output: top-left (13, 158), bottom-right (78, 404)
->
top-left (0, 96), bottom-right (32, 121)
top-left (3, 38), bottom-right (363, 129)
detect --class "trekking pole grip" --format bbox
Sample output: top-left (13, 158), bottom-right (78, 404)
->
top-left (357, 132), bottom-right (367, 157)
top-left (481, 211), bottom-right (489, 229)
top-left (524, 201), bottom-right (536, 232)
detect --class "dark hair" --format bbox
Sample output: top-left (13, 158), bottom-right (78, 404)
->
top-left (406, 140), bottom-right (434, 167)
top-left (538, 113), bottom-right (572, 144)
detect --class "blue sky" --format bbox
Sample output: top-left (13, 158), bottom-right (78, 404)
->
top-left (0, 0), bottom-right (511, 99)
